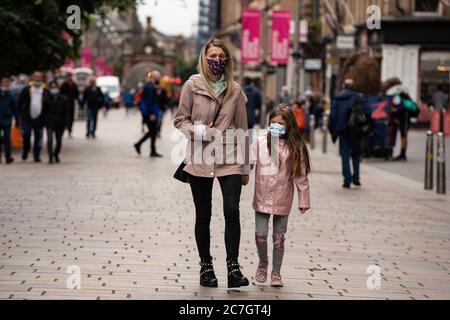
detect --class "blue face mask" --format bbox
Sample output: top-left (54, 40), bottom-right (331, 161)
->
top-left (267, 123), bottom-right (286, 137)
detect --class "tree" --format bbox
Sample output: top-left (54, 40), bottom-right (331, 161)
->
top-left (0, 0), bottom-right (137, 76)
top-left (174, 58), bottom-right (197, 83)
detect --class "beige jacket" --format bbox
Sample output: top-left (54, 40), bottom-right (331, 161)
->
top-left (174, 74), bottom-right (249, 178)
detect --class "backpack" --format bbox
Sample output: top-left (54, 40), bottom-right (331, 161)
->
top-left (347, 95), bottom-right (370, 137)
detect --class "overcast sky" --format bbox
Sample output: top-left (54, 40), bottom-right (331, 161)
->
top-left (137, 0), bottom-right (199, 37)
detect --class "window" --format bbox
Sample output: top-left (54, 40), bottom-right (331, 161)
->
top-left (413, 0), bottom-right (442, 16)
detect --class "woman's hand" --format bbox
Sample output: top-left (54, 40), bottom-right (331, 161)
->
top-left (242, 175), bottom-right (249, 186)
top-left (299, 208), bottom-right (309, 214)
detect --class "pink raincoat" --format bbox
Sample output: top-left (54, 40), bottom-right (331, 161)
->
top-left (250, 135), bottom-right (310, 216)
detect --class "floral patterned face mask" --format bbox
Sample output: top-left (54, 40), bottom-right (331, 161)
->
top-left (207, 58), bottom-right (226, 76)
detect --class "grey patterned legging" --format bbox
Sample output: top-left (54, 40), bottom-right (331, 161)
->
top-left (255, 212), bottom-right (289, 273)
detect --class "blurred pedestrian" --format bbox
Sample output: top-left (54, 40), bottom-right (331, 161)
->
top-left (60, 73), bottom-right (80, 138)
top-left (279, 85), bottom-right (291, 104)
top-left (307, 91), bottom-right (323, 130)
top-left (328, 79), bottom-right (371, 188)
top-left (173, 38), bottom-right (249, 288)
top-left (81, 77), bottom-right (104, 138)
top-left (389, 85), bottom-right (419, 161)
top-left (122, 88), bottom-right (134, 115)
top-left (250, 105), bottom-right (310, 287)
top-left (0, 77), bottom-right (19, 164)
top-left (17, 71), bottom-right (49, 162)
top-left (242, 77), bottom-right (262, 130)
top-left (134, 82), bottom-right (143, 114)
top-left (134, 71), bottom-right (162, 157)
top-left (292, 99), bottom-right (308, 140)
top-left (102, 89), bottom-right (111, 118)
top-left (155, 76), bottom-right (169, 136)
top-left (432, 85), bottom-right (447, 109)
top-left (45, 81), bottom-right (68, 164)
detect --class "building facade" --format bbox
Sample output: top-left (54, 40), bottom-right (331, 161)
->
top-left (211, 0), bottom-right (450, 113)
top-left (333, 0), bottom-right (450, 111)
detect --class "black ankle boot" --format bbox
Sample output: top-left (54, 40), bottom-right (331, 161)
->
top-left (227, 258), bottom-right (249, 288)
top-left (199, 257), bottom-right (218, 287)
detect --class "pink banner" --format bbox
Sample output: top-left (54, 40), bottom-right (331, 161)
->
top-left (241, 9), bottom-right (261, 63)
top-left (106, 64), bottom-right (113, 76)
top-left (270, 10), bottom-right (291, 64)
top-left (81, 48), bottom-right (92, 68)
top-left (95, 57), bottom-right (105, 76)
top-left (64, 58), bottom-right (75, 69)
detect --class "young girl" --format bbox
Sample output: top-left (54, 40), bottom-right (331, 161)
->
top-left (250, 105), bottom-right (311, 287)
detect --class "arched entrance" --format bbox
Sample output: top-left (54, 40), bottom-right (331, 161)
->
top-left (122, 61), bottom-right (165, 89)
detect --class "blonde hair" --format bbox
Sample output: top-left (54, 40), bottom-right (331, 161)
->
top-left (197, 38), bottom-right (234, 102)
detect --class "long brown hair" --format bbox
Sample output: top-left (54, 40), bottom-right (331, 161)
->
top-left (267, 105), bottom-right (311, 178)
top-left (197, 38), bottom-right (234, 102)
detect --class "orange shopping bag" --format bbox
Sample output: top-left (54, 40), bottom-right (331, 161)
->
top-left (10, 123), bottom-right (23, 148)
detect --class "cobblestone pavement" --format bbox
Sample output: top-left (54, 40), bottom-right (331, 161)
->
top-left (1, 110), bottom-right (449, 300)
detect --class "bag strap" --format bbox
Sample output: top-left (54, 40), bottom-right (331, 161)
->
top-left (211, 98), bottom-right (223, 127)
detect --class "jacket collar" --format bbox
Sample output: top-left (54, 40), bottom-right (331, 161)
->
top-left (191, 74), bottom-right (227, 101)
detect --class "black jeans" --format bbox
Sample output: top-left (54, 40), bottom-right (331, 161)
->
top-left (46, 127), bottom-right (64, 158)
top-left (339, 134), bottom-right (362, 185)
top-left (86, 108), bottom-right (98, 136)
top-left (136, 117), bottom-right (158, 155)
top-left (189, 174), bottom-right (242, 260)
top-left (22, 118), bottom-right (44, 160)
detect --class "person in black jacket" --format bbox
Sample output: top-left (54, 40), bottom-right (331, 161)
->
top-left (328, 79), bottom-right (371, 189)
top-left (81, 77), bottom-right (104, 138)
top-left (242, 77), bottom-right (262, 130)
top-left (0, 77), bottom-right (19, 164)
top-left (17, 71), bottom-right (49, 162)
top-left (45, 81), bottom-right (68, 164)
top-left (60, 73), bottom-right (80, 138)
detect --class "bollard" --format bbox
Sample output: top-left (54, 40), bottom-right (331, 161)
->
top-left (436, 132), bottom-right (446, 194)
top-left (424, 131), bottom-right (433, 190)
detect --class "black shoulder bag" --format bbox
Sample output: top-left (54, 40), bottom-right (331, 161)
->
top-left (173, 100), bottom-right (223, 183)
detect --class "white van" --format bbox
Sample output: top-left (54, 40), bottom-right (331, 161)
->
top-left (96, 76), bottom-right (121, 108)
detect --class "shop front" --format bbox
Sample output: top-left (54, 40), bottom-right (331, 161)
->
top-left (360, 17), bottom-right (450, 123)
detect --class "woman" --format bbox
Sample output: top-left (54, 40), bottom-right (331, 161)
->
top-left (174, 38), bottom-right (250, 288)
top-left (45, 81), bottom-right (68, 164)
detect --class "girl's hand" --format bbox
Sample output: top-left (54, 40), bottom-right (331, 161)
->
top-left (242, 175), bottom-right (249, 186)
top-left (299, 208), bottom-right (309, 214)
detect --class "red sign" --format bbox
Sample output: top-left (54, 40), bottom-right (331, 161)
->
top-left (430, 109), bottom-right (450, 136)
top-left (270, 10), bottom-right (291, 64)
top-left (81, 48), bottom-right (92, 68)
top-left (95, 57), bottom-right (105, 76)
top-left (241, 9), bottom-right (261, 63)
